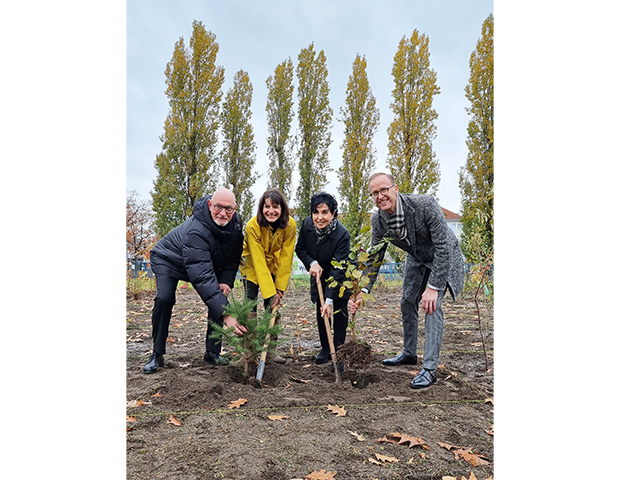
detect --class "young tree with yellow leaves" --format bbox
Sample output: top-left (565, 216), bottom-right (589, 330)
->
top-left (152, 20), bottom-right (225, 237)
top-left (459, 13), bottom-right (494, 262)
top-left (296, 43), bottom-right (333, 223)
top-left (265, 58), bottom-right (295, 202)
top-left (220, 69), bottom-right (258, 222)
top-left (387, 30), bottom-right (441, 197)
top-left (337, 54), bottom-right (380, 240)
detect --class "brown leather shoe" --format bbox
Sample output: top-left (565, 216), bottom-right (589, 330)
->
top-left (267, 352), bottom-right (286, 364)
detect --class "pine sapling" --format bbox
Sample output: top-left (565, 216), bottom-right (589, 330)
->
top-left (209, 295), bottom-right (283, 378)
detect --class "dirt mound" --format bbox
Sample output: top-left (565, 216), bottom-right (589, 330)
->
top-left (127, 284), bottom-right (494, 479)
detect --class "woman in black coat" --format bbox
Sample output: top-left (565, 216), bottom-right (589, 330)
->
top-left (295, 192), bottom-right (351, 369)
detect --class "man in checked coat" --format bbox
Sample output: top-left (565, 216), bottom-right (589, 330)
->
top-left (349, 172), bottom-right (464, 389)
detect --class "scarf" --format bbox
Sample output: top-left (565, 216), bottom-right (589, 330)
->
top-left (314, 217), bottom-right (338, 244)
top-left (380, 194), bottom-right (410, 245)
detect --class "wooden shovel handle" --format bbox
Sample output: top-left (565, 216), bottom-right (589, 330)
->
top-left (316, 276), bottom-right (341, 384)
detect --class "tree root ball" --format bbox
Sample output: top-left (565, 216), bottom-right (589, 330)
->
top-left (337, 340), bottom-right (372, 369)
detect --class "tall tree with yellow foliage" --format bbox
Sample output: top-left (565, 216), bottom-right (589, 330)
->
top-left (265, 58), bottom-right (295, 202)
top-left (459, 13), bottom-right (494, 262)
top-left (387, 30), bottom-right (441, 197)
top-left (296, 43), bottom-right (333, 223)
top-left (152, 20), bottom-right (225, 237)
top-left (220, 69), bottom-right (258, 222)
top-left (337, 54), bottom-right (380, 240)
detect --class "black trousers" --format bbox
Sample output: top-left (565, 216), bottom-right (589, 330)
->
top-left (150, 272), bottom-right (224, 355)
top-left (315, 281), bottom-right (348, 352)
top-left (243, 278), bottom-right (275, 312)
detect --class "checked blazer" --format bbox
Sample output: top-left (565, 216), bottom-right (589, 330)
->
top-left (365, 193), bottom-right (464, 303)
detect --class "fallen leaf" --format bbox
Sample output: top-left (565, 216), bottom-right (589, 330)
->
top-left (377, 436), bottom-right (398, 445)
top-left (151, 392), bottom-right (162, 397)
top-left (126, 416), bottom-right (137, 422)
top-left (442, 477), bottom-right (458, 480)
top-left (387, 432), bottom-right (426, 448)
top-left (454, 448), bottom-right (490, 467)
top-left (467, 473), bottom-right (478, 480)
top-left (326, 405), bottom-right (346, 417)
top-left (374, 453), bottom-right (399, 464)
top-left (368, 458), bottom-right (382, 465)
top-left (437, 441), bottom-right (458, 451)
top-left (305, 469), bottom-right (337, 479)
top-left (484, 398), bottom-right (494, 405)
top-left (484, 425), bottom-right (494, 436)
top-left (167, 414), bottom-right (182, 426)
top-left (268, 415), bottom-right (290, 421)
top-left (348, 431), bottom-right (365, 441)
top-left (407, 452), bottom-right (425, 463)
top-left (227, 398), bottom-right (248, 409)
top-left (127, 399), bottom-right (151, 408)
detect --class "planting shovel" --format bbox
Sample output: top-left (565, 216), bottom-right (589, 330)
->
top-left (256, 305), bottom-right (279, 381)
top-left (316, 277), bottom-right (342, 385)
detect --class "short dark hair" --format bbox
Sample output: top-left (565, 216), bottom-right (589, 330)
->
top-left (256, 189), bottom-right (290, 229)
top-left (310, 192), bottom-right (338, 217)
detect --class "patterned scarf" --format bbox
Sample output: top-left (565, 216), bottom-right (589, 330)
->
top-left (380, 194), bottom-right (409, 245)
top-left (314, 216), bottom-right (338, 244)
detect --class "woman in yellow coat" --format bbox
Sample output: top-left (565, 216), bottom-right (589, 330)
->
top-left (240, 189), bottom-right (297, 363)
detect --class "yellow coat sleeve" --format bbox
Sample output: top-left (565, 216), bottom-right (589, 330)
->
top-left (244, 217), bottom-right (277, 299)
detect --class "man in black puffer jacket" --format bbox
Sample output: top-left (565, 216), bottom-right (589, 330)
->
top-left (143, 188), bottom-right (247, 374)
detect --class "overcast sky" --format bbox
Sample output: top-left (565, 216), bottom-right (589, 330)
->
top-left (127, 0), bottom-right (494, 215)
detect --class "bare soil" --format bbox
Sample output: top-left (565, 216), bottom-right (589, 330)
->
top-left (126, 280), bottom-right (494, 480)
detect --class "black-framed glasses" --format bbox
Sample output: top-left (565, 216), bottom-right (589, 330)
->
top-left (212, 204), bottom-right (235, 214)
top-left (370, 185), bottom-right (396, 198)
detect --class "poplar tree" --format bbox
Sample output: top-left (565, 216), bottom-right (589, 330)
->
top-left (296, 43), bottom-right (333, 222)
top-left (265, 58), bottom-right (295, 202)
top-left (151, 20), bottom-right (225, 237)
top-left (459, 13), bottom-right (494, 262)
top-left (219, 69), bottom-right (258, 222)
top-left (337, 54), bottom-right (380, 240)
top-left (387, 30), bottom-right (441, 196)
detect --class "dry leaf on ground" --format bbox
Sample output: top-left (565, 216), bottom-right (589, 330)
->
top-left (453, 448), bottom-right (491, 467)
top-left (267, 415), bottom-right (290, 421)
top-left (227, 398), bottom-right (248, 409)
top-left (126, 416), bottom-right (137, 422)
top-left (127, 399), bottom-right (151, 408)
top-left (368, 453), bottom-right (399, 465)
top-left (437, 441), bottom-right (459, 451)
top-left (151, 392), bottom-right (162, 397)
top-left (305, 469), bottom-right (337, 479)
top-left (167, 414), bottom-right (182, 426)
top-left (326, 405), bottom-right (346, 417)
top-left (387, 432), bottom-right (426, 448)
top-left (348, 431), bottom-right (365, 441)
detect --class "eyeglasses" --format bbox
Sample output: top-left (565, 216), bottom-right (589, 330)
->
top-left (370, 185), bottom-right (396, 198)
top-left (211, 204), bottom-right (235, 214)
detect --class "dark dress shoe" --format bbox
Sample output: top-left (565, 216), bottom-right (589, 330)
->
top-left (204, 351), bottom-right (228, 365)
top-left (315, 348), bottom-right (330, 365)
top-left (143, 353), bottom-right (164, 374)
top-left (382, 352), bottom-right (418, 366)
top-left (410, 369), bottom-right (436, 389)
top-left (330, 361), bottom-right (345, 373)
